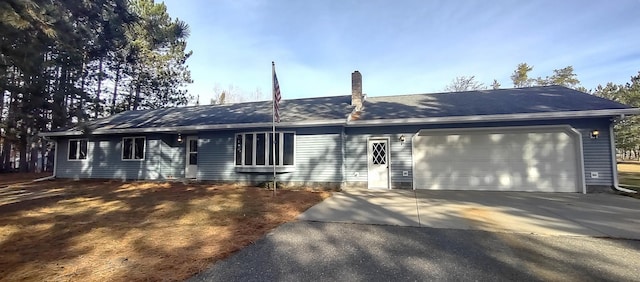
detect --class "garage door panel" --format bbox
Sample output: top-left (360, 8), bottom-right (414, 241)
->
top-left (413, 128), bottom-right (579, 192)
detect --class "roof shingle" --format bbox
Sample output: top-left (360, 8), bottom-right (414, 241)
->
top-left (44, 86), bottom-right (634, 136)
top-left (360, 86), bottom-right (630, 120)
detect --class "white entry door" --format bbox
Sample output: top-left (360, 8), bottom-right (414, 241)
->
top-left (185, 136), bottom-right (198, 179)
top-left (367, 138), bottom-right (390, 189)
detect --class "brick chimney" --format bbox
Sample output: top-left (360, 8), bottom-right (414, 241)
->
top-left (351, 70), bottom-right (363, 109)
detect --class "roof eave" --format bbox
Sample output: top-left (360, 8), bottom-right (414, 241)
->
top-left (39, 108), bottom-right (640, 137)
top-left (346, 108), bottom-right (640, 127)
top-left (39, 119), bottom-right (347, 137)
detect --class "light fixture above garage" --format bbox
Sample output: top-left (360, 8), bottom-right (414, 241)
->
top-left (590, 130), bottom-right (599, 139)
top-left (399, 134), bottom-right (406, 144)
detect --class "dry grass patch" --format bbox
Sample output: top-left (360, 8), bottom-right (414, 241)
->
top-left (0, 179), bottom-right (330, 281)
top-left (617, 162), bottom-right (640, 196)
top-left (0, 172), bottom-right (53, 186)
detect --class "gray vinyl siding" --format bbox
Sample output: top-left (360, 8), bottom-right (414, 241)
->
top-left (575, 119), bottom-right (614, 186)
top-left (198, 127), bottom-right (343, 183)
top-left (293, 132), bottom-right (343, 182)
top-left (344, 131), bottom-right (413, 185)
top-left (56, 134), bottom-right (184, 180)
top-left (195, 131), bottom-right (233, 180)
top-left (53, 118), bottom-right (615, 189)
top-left (344, 118), bottom-right (615, 188)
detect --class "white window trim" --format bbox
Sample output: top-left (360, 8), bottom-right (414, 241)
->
top-left (67, 139), bottom-right (88, 161)
top-left (234, 131), bottom-right (295, 167)
top-left (121, 136), bottom-right (146, 161)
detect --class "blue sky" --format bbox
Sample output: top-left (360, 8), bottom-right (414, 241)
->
top-left (162, 0), bottom-right (640, 103)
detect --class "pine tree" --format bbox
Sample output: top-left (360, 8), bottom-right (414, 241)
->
top-left (511, 63), bottom-right (534, 88)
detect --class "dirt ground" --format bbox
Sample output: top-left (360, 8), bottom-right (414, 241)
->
top-left (0, 176), bottom-right (330, 281)
top-left (0, 172), bottom-right (53, 186)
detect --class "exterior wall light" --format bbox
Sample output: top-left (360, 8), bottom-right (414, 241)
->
top-left (399, 134), bottom-right (406, 144)
top-left (177, 133), bottom-right (183, 143)
top-left (591, 129), bottom-right (599, 139)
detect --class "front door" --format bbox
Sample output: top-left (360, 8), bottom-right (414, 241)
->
top-left (185, 136), bottom-right (198, 179)
top-left (367, 138), bottom-right (390, 189)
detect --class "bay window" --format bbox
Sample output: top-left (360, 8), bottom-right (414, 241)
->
top-left (235, 132), bottom-right (295, 167)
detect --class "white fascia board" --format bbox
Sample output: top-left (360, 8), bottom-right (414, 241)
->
top-left (39, 108), bottom-right (640, 137)
top-left (346, 108), bottom-right (640, 127)
top-left (39, 131), bottom-right (84, 137)
top-left (39, 119), bottom-right (347, 137)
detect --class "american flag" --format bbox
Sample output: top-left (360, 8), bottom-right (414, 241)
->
top-left (273, 66), bottom-right (282, 123)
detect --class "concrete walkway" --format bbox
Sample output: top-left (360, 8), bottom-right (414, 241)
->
top-left (297, 190), bottom-right (640, 239)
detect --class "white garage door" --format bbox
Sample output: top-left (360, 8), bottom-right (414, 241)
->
top-left (412, 127), bottom-right (582, 192)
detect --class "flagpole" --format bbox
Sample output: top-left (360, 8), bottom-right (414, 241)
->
top-left (272, 61), bottom-right (277, 196)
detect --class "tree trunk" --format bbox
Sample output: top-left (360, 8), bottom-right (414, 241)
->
top-left (111, 64), bottom-right (120, 114)
top-left (18, 137), bottom-right (27, 173)
top-left (79, 56), bottom-right (86, 119)
top-left (95, 56), bottom-right (103, 118)
top-left (30, 141), bottom-right (38, 172)
top-left (128, 83), bottom-right (134, 111)
top-left (1, 139), bottom-right (10, 172)
top-left (133, 80), bottom-right (141, 110)
top-left (3, 69), bottom-right (19, 170)
top-left (39, 144), bottom-right (45, 173)
top-left (52, 65), bottom-right (66, 129)
top-left (0, 78), bottom-right (5, 170)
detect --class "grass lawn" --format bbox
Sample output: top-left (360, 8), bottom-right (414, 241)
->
top-left (0, 176), bottom-right (330, 281)
top-left (617, 162), bottom-right (640, 193)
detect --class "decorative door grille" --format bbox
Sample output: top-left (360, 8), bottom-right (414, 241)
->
top-left (372, 142), bottom-right (387, 165)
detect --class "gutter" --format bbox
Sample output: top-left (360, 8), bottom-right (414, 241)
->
top-left (347, 108), bottom-right (640, 127)
top-left (39, 119), bottom-right (347, 137)
top-left (609, 121), bottom-right (637, 194)
top-left (40, 108), bottom-right (640, 138)
top-left (340, 126), bottom-right (346, 190)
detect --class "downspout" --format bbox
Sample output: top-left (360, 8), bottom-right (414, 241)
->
top-left (33, 137), bottom-right (56, 182)
top-left (609, 120), bottom-right (637, 194)
top-left (340, 126), bottom-right (346, 190)
top-left (157, 138), bottom-right (162, 180)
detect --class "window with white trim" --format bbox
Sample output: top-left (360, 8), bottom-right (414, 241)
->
top-left (122, 137), bottom-right (145, 160)
top-left (68, 139), bottom-right (88, 160)
top-left (235, 132), bottom-right (295, 167)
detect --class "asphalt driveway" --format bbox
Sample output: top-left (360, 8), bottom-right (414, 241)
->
top-left (191, 191), bottom-right (640, 281)
top-left (297, 190), bottom-right (640, 239)
top-left (190, 221), bottom-right (640, 282)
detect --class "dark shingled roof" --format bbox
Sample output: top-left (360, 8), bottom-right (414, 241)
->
top-left (81, 95), bottom-right (352, 130)
top-left (44, 86), bottom-right (634, 135)
top-left (360, 85), bottom-right (631, 120)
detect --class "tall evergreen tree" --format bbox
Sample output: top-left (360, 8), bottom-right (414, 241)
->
top-left (534, 66), bottom-right (581, 89)
top-left (549, 66), bottom-right (580, 88)
top-left (0, 0), bottom-right (192, 172)
top-left (443, 76), bottom-right (486, 92)
top-left (593, 74), bottom-right (640, 159)
top-left (491, 79), bottom-right (501, 90)
top-left (511, 63), bottom-right (534, 88)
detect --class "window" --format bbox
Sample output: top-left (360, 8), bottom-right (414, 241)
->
top-left (283, 133), bottom-right (294, 165)
top-left (235, 132), bottom-right (295, 167)
top-left (68, 139), bottom-right (88, 160)
top-left (188, 139), bottom-right (198, 165)
top-left (244, 134), bottom-right (253, 165)
top-left (122, 137), bottom-right (145, 160)
top-left (256, 133), bottom-right (266, 165)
